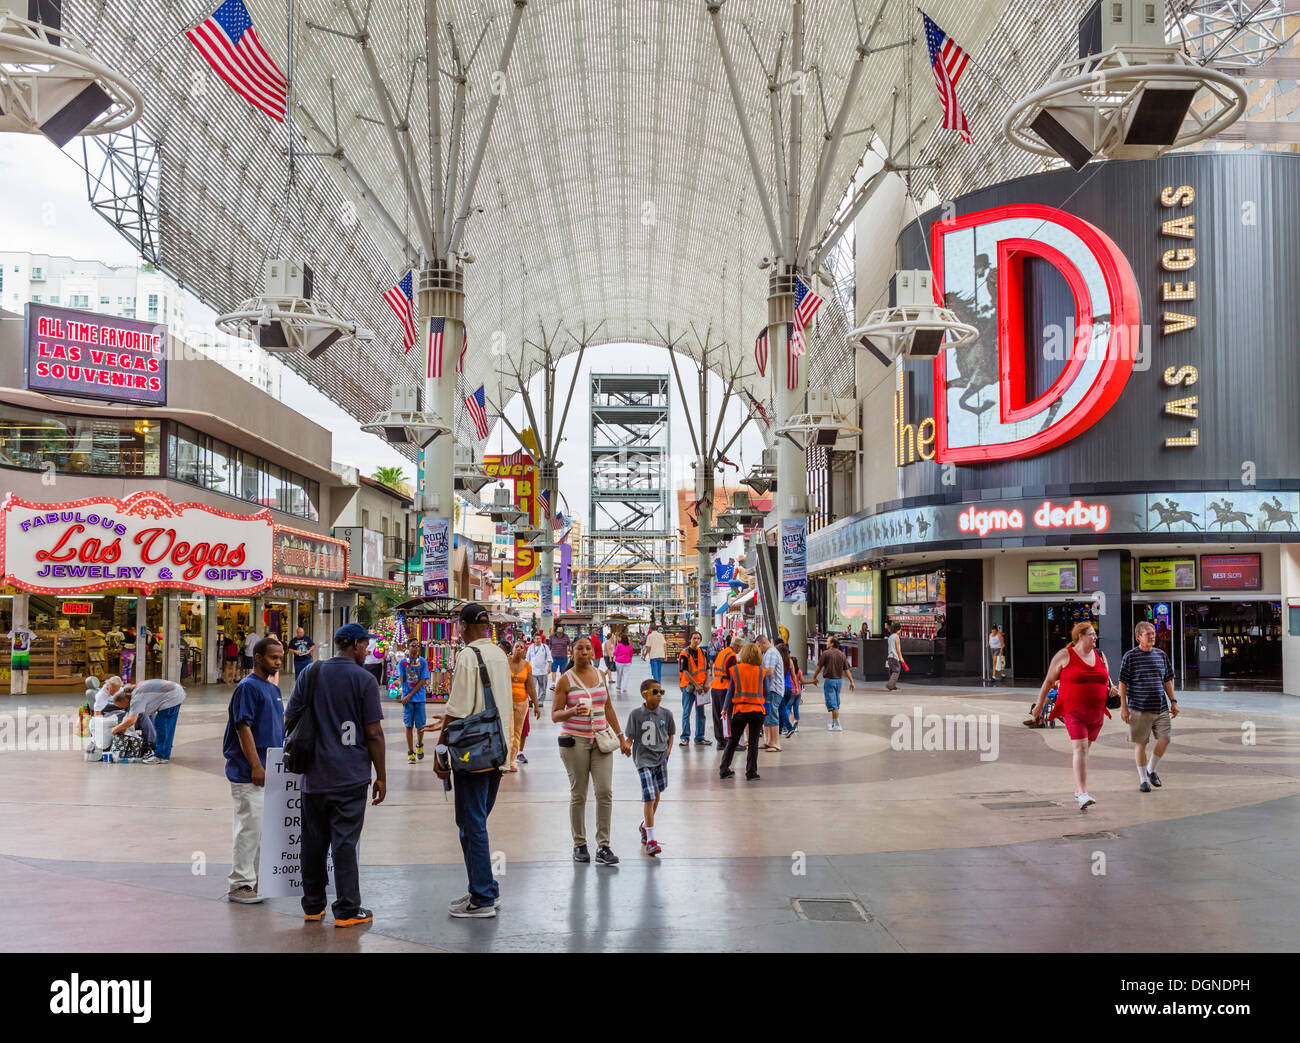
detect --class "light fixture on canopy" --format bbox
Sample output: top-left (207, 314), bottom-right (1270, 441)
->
top-left (0, 2), bottom-right (143, 146)
top-left (849, 270), bottom-right (977, 366)
top-left (1002, 0), bottom-right (1246, 171)
top-left (775, 388), bottom-right (862, 450)
top-left (216, 259), bottom-right (373, 359)
top-left (359, 383), bottom-right (450, 446)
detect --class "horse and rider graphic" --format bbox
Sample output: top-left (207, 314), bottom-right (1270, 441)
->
top-left (1207, 499), bottom-right (1253, 531)
top-left (1147, 499), bottom-right (1200, 532)
top-left (1258, 496), bottom-right (1297, 531)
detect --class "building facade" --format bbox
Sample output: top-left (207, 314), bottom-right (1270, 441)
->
top-left (0, 303), bottom-right (349, 690)
top-left (813, 152), bottom-right (1300, 696)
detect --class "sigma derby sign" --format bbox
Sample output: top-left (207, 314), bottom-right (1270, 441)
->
top-left (1, 491), bottom-right (274, 595)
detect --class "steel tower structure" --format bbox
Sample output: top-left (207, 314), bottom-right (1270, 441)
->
top-left (580, 373), bottom-right (685, 621)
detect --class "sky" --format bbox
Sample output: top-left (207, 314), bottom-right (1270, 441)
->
top-left (0, 134), bottom-right (764, 525)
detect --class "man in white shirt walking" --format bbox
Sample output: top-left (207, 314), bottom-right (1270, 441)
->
top-left (526, 631), bottom-right (553, 692)
top-left (642, 624), bottom-right (667, 684)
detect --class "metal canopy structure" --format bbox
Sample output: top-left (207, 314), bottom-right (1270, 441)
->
top-left (63, 0), bottom-right (1015, 429)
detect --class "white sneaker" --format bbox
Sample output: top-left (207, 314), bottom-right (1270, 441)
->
top-left (449, 893), bottom-right (501, 913)
top-left (1076, 793), bottom-right (1096, 810)
top-left (833, 721), bottom-right (844, 731)
top-left (827, 722), bottom-right (835, 731)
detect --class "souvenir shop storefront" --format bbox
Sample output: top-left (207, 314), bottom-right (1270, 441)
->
top-left (1, 491), bottom-right (278, 691)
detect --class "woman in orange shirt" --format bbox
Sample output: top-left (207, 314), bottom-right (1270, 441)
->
top-left (506, 641), bottom-right (537, 772)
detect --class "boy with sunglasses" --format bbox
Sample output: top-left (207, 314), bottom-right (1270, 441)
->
top-left (625, 678), bottom-right (676, 856)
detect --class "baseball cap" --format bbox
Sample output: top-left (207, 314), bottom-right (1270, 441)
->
top-left (334, 622), bottom-right (379, 644)
top-left (459, 603), bottom-right (490, 625)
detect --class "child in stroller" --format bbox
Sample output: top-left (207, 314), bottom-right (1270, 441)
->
top-left (1023, 686), bottom-right (1058, 728)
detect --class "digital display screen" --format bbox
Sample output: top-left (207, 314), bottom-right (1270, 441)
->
top-left (1028, 560), bottom-right (1079, 594)
top-left (1138, 557), bottom-right (1197, 592)
top-left (24, 303), bottom-right (167, 406)
top-left (1081, 559), bottom-right (1099, 592)
top-left (1200, 554), bottom-right (1261, 590)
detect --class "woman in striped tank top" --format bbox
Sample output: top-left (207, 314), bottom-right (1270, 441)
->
top-left (552, 637), bottom-right (632, 866)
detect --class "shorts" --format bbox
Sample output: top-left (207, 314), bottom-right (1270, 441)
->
top-left (764, 697), bottom-right (780, 727)
top-left (1062, 711), bottom-right (1103, 743)
top-left (604, 656), bottom-right (614, 670)
top-left (1129, 709), bottom-right (1172, 745)
top-left (553, 656), bottom-right (569, 674)
top-left (823, 677), bottom-right (842, 711)
top-left (637, 763), bottom-right (667, 802)
top-left (402, 701), bottom-right (427, 729)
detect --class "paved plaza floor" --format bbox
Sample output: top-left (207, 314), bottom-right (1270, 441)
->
top-left (2, 660), bottom-right (1296, 952)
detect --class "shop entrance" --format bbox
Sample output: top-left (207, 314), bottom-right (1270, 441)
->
top-left (1006, 600), bottom-right (1098, 683)
top-left (1181, 600), bottom-right (1282, 688)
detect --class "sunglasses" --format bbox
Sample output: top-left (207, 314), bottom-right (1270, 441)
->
top-left (647, 687), bottom-right (663, 695)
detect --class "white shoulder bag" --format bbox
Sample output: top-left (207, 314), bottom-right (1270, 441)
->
top-left (567, 669), bottom-right (620, 753)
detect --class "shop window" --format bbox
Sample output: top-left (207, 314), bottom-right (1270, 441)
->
top-left (166, 424), bottom-right (203, 485)
top-left (0, 404), bottom-right (160, 476)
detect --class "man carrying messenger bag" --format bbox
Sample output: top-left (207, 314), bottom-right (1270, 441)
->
top-left (433, 603), bottom-right (512, 919)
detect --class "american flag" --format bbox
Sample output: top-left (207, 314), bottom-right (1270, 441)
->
top-left (538, 488), bottom-right (550, 526)
top-left (743, 388), bottom-right (771, 429)
top-left (922, 12), bottom-right (971, 144)
top-left (456, 329), bottom-right (468, 373)
top-left (789, 278), bottom-right (824, 390)
top-left (466, 384), bottom-right (490, 440)
top-left (383, 271), bottom-right (417, 354)
top-left (754, 327), bottom-right (768, 377)
top-left (186, 0), bottom-right (288, 122)
top-left (426, 317), bottom-right (445, 378)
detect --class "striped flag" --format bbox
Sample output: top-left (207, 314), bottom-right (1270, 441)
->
top-left (538, 488), bottom-right (550, 526)
top-left (426, 317), bottom-right (445, 378)
top-left (466, 384), bottom-right (490, 440)
top-left (922, 12), bottom-right (972, 144)
top-left (383, 271), bottom-right (417, 354)
top-left (186, 0), bottom-right (288, 122)
top-left (456, 329), bottom-right (468, 373)
top-left (754, 327), bottom-right (768, 377)
top-left (743, 388), bottom-right (771, 429)
top-left (789, 277), bottom-right (824, 390)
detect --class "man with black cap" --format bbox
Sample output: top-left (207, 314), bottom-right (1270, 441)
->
top-left (433, 603), bottom-right (513, 919)
top-left (284, 622), bottom-right (387, 928)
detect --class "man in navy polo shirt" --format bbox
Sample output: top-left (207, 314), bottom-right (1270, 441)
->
top-left (223, 636), bottom-right (286, 904)
top-left (284, 622), bottom-right (387, 928)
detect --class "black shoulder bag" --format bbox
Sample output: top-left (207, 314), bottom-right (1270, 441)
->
top-left (283, 662), bottom-right (320, 775)
top-left (444, 647), bottom-right (507, 773)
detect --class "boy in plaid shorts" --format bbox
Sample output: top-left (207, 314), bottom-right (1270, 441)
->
top-left (625, 678), bottom-right (675, 856)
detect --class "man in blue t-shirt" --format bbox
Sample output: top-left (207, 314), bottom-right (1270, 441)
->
top-left (284, 623), bottom-right (387, 927)
top-left (287, 627), bottom-right (316, 674)
top-left (223, 636), bottom-right (286, 904)
top-left (1118, 620), bottom-right (1179, 793)
top-left (398, 638), bottom-right (434, 764)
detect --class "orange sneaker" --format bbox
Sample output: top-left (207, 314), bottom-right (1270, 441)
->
top-left (333, 908), bottom-right (374, 928)
top-left (303, 910), bottom-right (325, 922)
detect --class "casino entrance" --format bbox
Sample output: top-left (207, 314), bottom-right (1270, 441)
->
top-left (1004, 599), bottom-right (1099, 683)
top-left (1176, 599), bottom-right (1282, 690)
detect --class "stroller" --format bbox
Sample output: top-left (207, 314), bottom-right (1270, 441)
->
top-left (1023, 687), bottom-right (1059, 729)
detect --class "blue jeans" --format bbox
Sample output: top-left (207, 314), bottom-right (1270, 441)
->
top-left (778, 686), bottom-right (795, 733)
top-left (823, 678), bottom-right (842, 712)
top-left (681, 689), bottom-right (707, 741)
top-left (151, 705), bottom-right (181, 759)
top-left (649, 657), bottom-right (663, 683)
top-left (453, 768), bottom-right (502, 907)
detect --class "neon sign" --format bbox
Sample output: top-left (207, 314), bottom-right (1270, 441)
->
top-left (2, 492), bottom-right (273, 595)
top-left (929, 204), bottom-right (1142, 463)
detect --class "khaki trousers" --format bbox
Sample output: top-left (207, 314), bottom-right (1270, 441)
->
top-left (559, 739), bottom-right (614, 848)
top-left (508, 700), bottom-right (528, 769)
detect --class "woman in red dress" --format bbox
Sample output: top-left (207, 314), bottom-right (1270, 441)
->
top-left (1027, 621), bottom-right (1117, 810)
